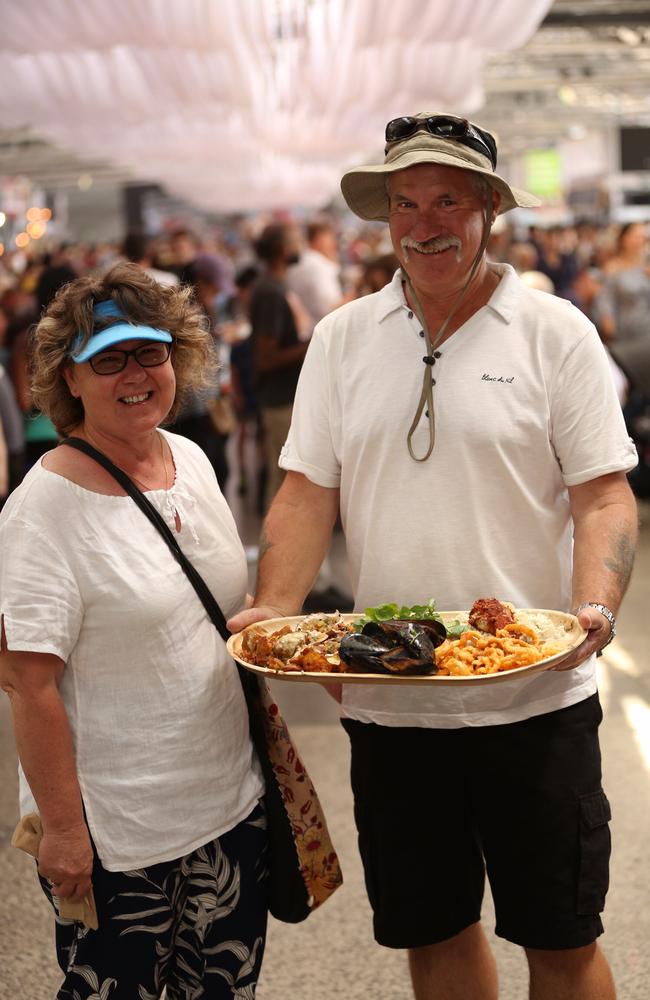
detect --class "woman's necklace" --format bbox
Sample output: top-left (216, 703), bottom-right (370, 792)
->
top-left (128, 433), bottom-right (168, 493)
top-left (84, 429), bottom-right (168, 493)
top-left (83, 429), bottom-right (181, 530)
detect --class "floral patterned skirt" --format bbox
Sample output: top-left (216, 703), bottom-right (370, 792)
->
top-left (40, 801), bottom-right (268, 999)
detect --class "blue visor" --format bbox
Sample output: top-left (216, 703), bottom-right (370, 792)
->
top-left (70, 300), bottom-right (172, 363)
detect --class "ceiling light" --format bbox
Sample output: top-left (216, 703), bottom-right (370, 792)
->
top-left (26, 220), bottom-right (46, 239)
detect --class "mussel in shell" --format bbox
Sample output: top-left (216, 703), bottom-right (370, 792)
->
top-left (339, 619), bottom-right (447, 676)
top-left (336, 632), bottom-right (395, 674)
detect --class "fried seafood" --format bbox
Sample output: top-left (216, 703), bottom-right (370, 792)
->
top-left (241, 613), bottom-right (354, 673)
top-left (434, 622), bottom-right (564, 677)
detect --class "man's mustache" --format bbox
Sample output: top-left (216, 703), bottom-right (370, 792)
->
top-left (400, 234), bottom-right (462, 259)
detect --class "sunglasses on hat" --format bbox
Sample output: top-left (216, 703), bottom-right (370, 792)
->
top-left (384, 115), bottom-right (497, 169)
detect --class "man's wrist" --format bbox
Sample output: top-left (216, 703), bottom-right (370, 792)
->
top-left (574, 602), bottom-right (617, 649)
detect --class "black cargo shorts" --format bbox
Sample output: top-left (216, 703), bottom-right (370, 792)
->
top-left (342, 694), bottom-right (611, 951)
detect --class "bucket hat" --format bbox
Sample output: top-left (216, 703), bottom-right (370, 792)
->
top-left (341, 112), bottom-right (541, 221)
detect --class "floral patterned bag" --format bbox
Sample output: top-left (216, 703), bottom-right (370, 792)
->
top-left (61, 438), bottom-right (344, 923)
top-left (237, 667), bottom-right (343, 921)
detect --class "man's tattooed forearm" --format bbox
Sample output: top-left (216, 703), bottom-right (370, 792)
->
top-left (258, 529), bottom-right (274, 562)
top-left (604, 528), bottom-right (636, 595)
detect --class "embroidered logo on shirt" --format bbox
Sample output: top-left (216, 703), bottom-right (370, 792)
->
top-left (482, 373), bottom-right (515, 384)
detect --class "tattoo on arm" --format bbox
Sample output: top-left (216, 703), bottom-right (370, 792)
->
top-left (604, 527), bottom-right (635, 596)
top-left (258, 528), bottom-right (273, 562)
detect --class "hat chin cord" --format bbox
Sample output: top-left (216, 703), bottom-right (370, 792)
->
top-left (403, 189), bottom-right (494, 461)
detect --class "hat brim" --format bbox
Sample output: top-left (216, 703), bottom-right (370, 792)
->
top-left (341, 149), bottom-right (541, 221)
top-left (72, 323), bottom-right (172, 363)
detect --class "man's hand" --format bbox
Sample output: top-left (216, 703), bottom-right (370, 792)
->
top-left (553, 606), bottom-right (613, 671)
top-left (227, 604), bottom-right (344, 704)
top-left (227, 604), bottom-right (290, 633)
top-left (38, 824), bottom-right (93, 902)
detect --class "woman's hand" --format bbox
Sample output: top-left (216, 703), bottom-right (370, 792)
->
top-left (38, 823), bottom-right (94, 902)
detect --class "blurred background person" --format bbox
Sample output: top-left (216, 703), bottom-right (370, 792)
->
top-left (168, 251), bottom-right (232, 492)
top-left (287, 218), bottom-right (344, 338)
top-left (0, 419), bottom-right (7, 502)
top-left (35, 247), bottom-right (77, 316)
top-left (597, 222), bottom-right (650, 345)
top-left (355, 253), bottom-right (400, 296)
top-left (507, 240), bottom-right (539, 275)
top-left (122, 231), bottom-right (179, 287)
top-left (534, 225), bottom-right (579, 299)
top-left (0, 361), bottom-right (25, 506)
top-left (170, 228), bottom-right (201, 285)
top-left (8, 255), bottom-right (73, 471)
top-left (249, 222), bottom-right (308, 509)
top-left (519, 270), bottom-right (556, 294)
top-left (0, 302), bottom-right (10, 368)
top-left (219, 265), bottom-right (267, 509)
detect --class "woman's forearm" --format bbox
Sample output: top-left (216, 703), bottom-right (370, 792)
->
top-left (1, 643), bottom-right (93, 897)
top-left (5, 681), bottom-right (85, 833)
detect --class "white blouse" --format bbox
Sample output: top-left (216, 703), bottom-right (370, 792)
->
top-left (0, 430), bottom-right (263, 871)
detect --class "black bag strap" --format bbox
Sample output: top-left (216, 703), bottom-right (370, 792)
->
top-left (60, 436), bottom-right (230, 641)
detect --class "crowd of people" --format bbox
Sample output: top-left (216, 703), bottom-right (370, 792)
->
top-left (1, 211), bottom-right (649, 513)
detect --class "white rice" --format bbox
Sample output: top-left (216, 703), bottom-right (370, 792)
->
top-left (515, 610), bottom-right (572, 645)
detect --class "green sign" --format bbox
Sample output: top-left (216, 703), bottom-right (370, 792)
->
top-left (524, 149), bottom-right (562, 199)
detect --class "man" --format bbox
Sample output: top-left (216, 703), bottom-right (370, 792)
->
top-left (169, 227), bottom-right (200, 284)
top-left (287, 217), bottom-right (351, 609)
top-left (249, 222), bottom-right (308, 507)
top-left (287, 218), bottom-right (344, 337)
top-left (230, 113), bottom-right (638, 1000)
top-left (35, 247), bottom-right (77, 315)
top-left (122, 231), bottom-right (179, 287)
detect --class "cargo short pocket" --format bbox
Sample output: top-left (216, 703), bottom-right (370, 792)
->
top-left (577, 789), bottom-right (611, 915)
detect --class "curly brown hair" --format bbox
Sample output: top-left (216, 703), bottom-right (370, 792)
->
top-left (30, 262), bottom-right (217, 435)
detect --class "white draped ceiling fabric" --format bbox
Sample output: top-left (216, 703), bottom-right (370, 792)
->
top-left (0, 0), bottom-right (552, 211)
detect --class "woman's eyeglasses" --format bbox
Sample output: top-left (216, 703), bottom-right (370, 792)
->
top-left (89, 342), bottom-right (172, 375)
top-left (385, 115), bottom-right (497, 169)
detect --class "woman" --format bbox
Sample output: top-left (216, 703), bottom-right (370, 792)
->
top-left (598, 221), bottom-right (650, 344)
top-left (0, 263), bottom-right (267, 999)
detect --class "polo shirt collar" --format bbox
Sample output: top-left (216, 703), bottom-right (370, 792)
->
top-left (375, 262), bottom-right (522, 325)
top-left (375, 270), bottom-right (409, 322)
top-left (484, 262), bottom-right (521, 324)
